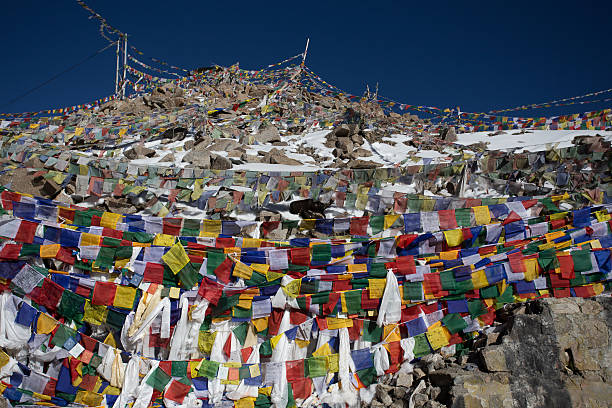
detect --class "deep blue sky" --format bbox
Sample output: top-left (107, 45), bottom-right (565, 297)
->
top-left (1, 0), bottom-right (611, 116)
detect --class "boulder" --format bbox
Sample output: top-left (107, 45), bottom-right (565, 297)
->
top-left (208, 138), bottom-right (243, 152)
top-left (210, 154), bottom-right (232, 170)
top-left (253, 126), bottom-right (281, 144)
top-left (375, 384), bottom-right (394, 406)
top-left (335, 137), bottom-right (353, 152)
top-left (263, 148), bottom-right (302, 166)
top-left (439, 126), bottom-right (457, 142)
top-left (40, 180), bottom-right (62, 198)
top-left (352, 147), bottom-right (373, 158)
top-left (159, 153), bottom-right (176, 163)
top-left (346, 159), bottom-right (382, 169)
top-left (183, 150), bottom-right (211, 167)
top-left (395, 372), bottom-right (413, 388)
top-left (124, 145), bottom-right (156, 160)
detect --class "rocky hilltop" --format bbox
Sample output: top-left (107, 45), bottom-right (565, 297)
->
top-left (0, 59), bottom-right (610, 408)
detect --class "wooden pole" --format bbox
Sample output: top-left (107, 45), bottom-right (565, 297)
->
top-left (122, 35), bottom-right (128, 99)
top-left (301, 38), bottom-right (310, 66)
top-left (114, 39), bottom-right (120, 96)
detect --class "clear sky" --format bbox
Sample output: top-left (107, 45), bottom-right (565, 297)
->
top-left (1, 0), bottom-right (611, 117)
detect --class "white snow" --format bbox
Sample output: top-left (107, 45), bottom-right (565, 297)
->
top-left (456, 129), bottom-right (612, 153)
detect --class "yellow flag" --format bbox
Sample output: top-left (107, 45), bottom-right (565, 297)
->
top-left (153, 233), bottom-right (175, 247)
top-left (326, 317), bottom-right (353, 329)
top-left (40, 244), bottom-right (60, 258)
top-left (113, 286), bottom-right (136, 309)
top-left (237, 294), bottom-right (253, 310)
top-left (100, 212), bottom-right (122, 229)
top-left (0, 350), bottom-right (10, 368)
top-left (249, 364), bottom-right (260, 378)
top-left (103, 332), bottom-right (116, 348)
top-left (235, 398), bottom-right (255, 408)
top-left (282, 279), bottom-right (301, 298)
top-left (348, 263), bottom-right (367, 273)
top-left (80, 233), bottom-right (101, 247)
top-left (443, 229), bottom-right (463, 247)
top-left (426, 325), bottom-right (451, 350)
top-left (383, 324), bottom-right (401, 343)
top-left (251, 263), bottom-right (269, 274)
top-left (74, 391), bottom-right (104, 407)
top-left (440, 250), bottom-right (459, 260)
top-left (327, 354), bottom-right (339, 373)
top-left (36, 313), bottom-right (58, 334)
top-left (162, 242), bottom-right (190, 275)
top-left (84, 300), bottom-right (107, 325)
top-left (202, 220), bottom-right (222, 236)
top-left (523, 258), bottom-right (539, 281)
top-left (252, 317), bottom-right (268, 332)
top-left (384, 214), bottom-right (400, 230)
top-left (270, 333), bottom-right (283, 350)
top-left (595, 210), bottom-right (611, 222)
top-left (242, 238), bottom-right (261, 248)
top-left (473, 206), bottom-right (491, 225)
top-left (198, 331), bottom-right (217, 354)
top-left (233, 262), bottom-right (253, 280)
top-left (312, 343), bottom-right (332, 357)
top-left (471, 270), bottom-right (488, 289)
top-left (368, 279), bottom-right (386, 299)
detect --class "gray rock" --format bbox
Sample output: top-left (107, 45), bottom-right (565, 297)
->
top-left (439, 126), bottom-right (457, 142)
top-left (183, 150), bottom-right (211, 167)
top-left (210, 154), bottom-right (232, 170)
top-left (184, 140), bottom-right (194, 150)
top-left (412, 393), bottom-right (428, 408)
top-left (427, 385), bottom-right (441, 400)
top-left (208, 138), bottom-right (243, 152)
top-left (376, 384), bottom-right (394, 406)
top-left (263, 148), bottom-right (302, 166)
top-left (413, 367), bottom-right (426, 379)
top-left (370, 400), bottom-right (385, 408)
top-left (124, 145), bottom-right (156, 160)
top-left (392, 386), bottom-right (407, 400)
top-left (395, 372), bottom-right (413, 388)
top-left (481, 346), bottom-right (509, 372)
top-left (345, 159), bottom-right (382, 169)
top-left (389, 401), bottom-right (405, 408)
top-left (332, 124), bottom-right (352, 138)
top-left (423, 353), bottom-right (445, 373)
top-left (253, 126), bottom-right (281, 144)
top-left (352, 147), bottom-right (372, 158)
top-left (41, 179), bottom-right (61, 197)
top-left (351, 133), bottom-right (364, 144)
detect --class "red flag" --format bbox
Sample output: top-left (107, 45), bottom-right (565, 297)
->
top-left (350, 216), bottom-right (369, 236)
top-left (241, 347), bottom-right (253, 362)
top-left (92, 282), bottom-right (116, 306)
top-left (223, 334), bottom-right (232, 359)
top-left (197, 277), bottom-right (223, 305)
top-left (557, 254), bottom-right (575, 280)
top-left (214, 258), bottom-right (233, 284)
top-left (165, 380), bottom-right (191, 404)
top-left (438, 210), bottom-right (457, 230)
top-left (14, 220), bottom-right (37, 244)
top-left (502, 211), bottom-right (522, 226)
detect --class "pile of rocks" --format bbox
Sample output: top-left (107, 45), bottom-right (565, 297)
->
top-left (325, 123), bottom-right (384, 168)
